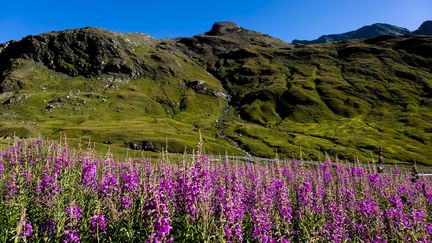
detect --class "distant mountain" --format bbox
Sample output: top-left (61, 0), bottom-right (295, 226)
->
top-left (1, 21), bottom-right (432, 164)
top-left (413, 20), bottom-right (432, 35)
top-left (293, 23), bottom-right (414, 44)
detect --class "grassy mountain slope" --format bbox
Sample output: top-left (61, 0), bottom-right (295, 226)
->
top-left (175, 23), bottom-right (432, 163)
top-left (1, 23), bottom-right (432, 164)
top-left (0, 27), bottom-right (240, 156)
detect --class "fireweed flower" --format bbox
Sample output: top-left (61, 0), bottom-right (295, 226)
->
top-left (64, 204), bottom-right (83, 242)
top-left (65, 204), bottom-right (83, 230)
top-left (63, 229), bottom-right (80, 243)
top-left (282, 167), bottom-right (295, 183)
top-left (19, 220), bottom-right (33, 239)
top-left (411, 209), bottom-right (426, 226)
top-left (21, 169), bottom-right (34, 188)
top-left (423, 184), bottom-right (432, 206)
top-left (359, 197), bottom-right (378, 218)
top-left (357, 197), bottom-right (386, 239)
top-left (159, 179), bottom-right (175, 199)
top-left (120, 195), bottom-right (133, 209)
top-left (4, 174), bottom-right (18, 199)
top-left (146, 188), bottom-right (172, 242)
top-left (36, 172), bottom-right (62, 198)
top-left (392, 169), bottom-right (401, 175)
top-left (153, 215), bottom-right (171, 239)
top-left (425, 224), bottom-right (432, 235)
top-left (251, 182), bottom-right (275, 242)
top-left (121, 172), bottom-right (139, 193)
top-left (397, 184), bottom-right (410, 199)
top-left (319, 162), bottom-right (334, 184)
top-left (66, 205), bottom-right (83, 221)
top-left (82, 163), bottom-right (98, 190)
top-left (0, 162), bottom-right (4, 174)
top-left (40, 219), bottom-right (56, 237)
top-left (325, 201), bottom-right (349, 242)
top-left (296, 181), bottom-right (313, 215)
top-left (368, 173), bottom-right (382, 189)
top-left (90, 214), bottom-right (107, 230)
top-left (385, 204), bottom-right (408, 230)
top-left (98, 172), bottom-right (119, 197)
top-left (173, 162), bottom-right (206, 222)
top-left (222, 189), bottom-right (245, 241)
top-left (89, 214), bottom-right (107, 237)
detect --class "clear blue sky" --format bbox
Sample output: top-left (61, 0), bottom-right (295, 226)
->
top-left (1, 0), bottom-right (431, 43)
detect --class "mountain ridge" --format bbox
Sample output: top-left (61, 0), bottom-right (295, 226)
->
top-left (1, 22), bottom-right (432, 164)
top-left (293, 21), bottom-right (431, 44)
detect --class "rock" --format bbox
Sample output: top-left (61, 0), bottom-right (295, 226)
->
top-left (142, 140), bottom-right (160, 152)
top-left (127, 140), bottom-right (160, 152)
top-left (0, 78), bottom-right (25, 92)
top-left (185, 80), bottom-right (219, 97)
top-left (205, 22), bottom-right (243, 36)
top-left (128, 142), bottom-right (142, 150)
top-left (150, 54), bottom-right (164, 62)
top-left (2, 94), bottom-right (30, 104)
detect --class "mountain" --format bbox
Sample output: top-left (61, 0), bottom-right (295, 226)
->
top-left (293, 23), bottom-right (411, 44)
top-left (413, 20), bottom-right (432, 35)
top-left (1, 22), bottom-right (432, 164)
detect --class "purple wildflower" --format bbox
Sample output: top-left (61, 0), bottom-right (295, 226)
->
top-left (66, 205), bottom-right (83, 221)
top-left (19, 220), bottom-right (33, 239)
top-left (121, 172), bottom-right (139, 193)
top-left (121, 195), bottom-right (133, 209)
top-left (89, 214), bottom-right (107, 237)
top-left (98, 172), bottom-right (119, 197)
top-left (359, 197), bottom-right (378, 218)
top-left (63, 229), bottom-right (80, 243)
top-left (82, 163), bottom-right (98, 190)
top-left (153, 216), bottom-right (171, 239)
top-left (36, 172), bottom-right (62, 198)
top-left (425, 224), bottom-right (432, 234)
top-left (4, 174), bottom-right (18, 199)
top-left (40, 219), bottom-right (56, 237)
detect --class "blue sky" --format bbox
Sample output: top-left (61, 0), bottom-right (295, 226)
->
top-left (1, 0), bottom-right (431, 43)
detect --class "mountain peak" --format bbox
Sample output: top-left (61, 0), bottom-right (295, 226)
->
top-left (413, 20), bottom-right (432, 35)
top-left (205, 21), bottom-right (242, 35)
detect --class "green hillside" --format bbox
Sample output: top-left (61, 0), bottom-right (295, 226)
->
top-left (1, 23), bottom-right (432, 164)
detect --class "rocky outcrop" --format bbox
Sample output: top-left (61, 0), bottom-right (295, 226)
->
top-left (205, 22), bottom-right (244, 36)
top-left (0, 27), bottom-right (153, 80)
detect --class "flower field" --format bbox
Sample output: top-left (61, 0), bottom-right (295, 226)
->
top-left (0, 139), bottom-right (431, 242)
